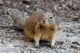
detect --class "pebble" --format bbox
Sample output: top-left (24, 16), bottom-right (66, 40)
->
top-left (0, 0), bottom-right (4, 5)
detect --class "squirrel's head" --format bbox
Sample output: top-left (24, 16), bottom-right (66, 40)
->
top-left (41, 12), bottom-right (56, 25)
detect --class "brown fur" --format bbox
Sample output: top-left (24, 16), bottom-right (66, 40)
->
top-left (23, 12), bottom-right (57, 48)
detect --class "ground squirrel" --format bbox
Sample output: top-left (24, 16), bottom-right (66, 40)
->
top-left (24, 12), bottom-right (57, 48)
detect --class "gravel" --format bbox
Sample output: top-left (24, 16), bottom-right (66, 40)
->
top-left (0, 0), bottom-right (80, 53)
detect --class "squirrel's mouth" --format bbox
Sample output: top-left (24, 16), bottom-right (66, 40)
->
top-left (43, 20), bottom-right (50, 25)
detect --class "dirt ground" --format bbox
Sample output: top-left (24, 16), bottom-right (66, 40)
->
top-left (0, 0), bottom-right (80, 53)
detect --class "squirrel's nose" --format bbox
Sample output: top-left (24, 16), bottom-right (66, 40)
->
top-left (43, 20), bottom-right (45, 23)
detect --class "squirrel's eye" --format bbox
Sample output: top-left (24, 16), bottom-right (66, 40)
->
top-left (50, 17), bottom-right (52, 19)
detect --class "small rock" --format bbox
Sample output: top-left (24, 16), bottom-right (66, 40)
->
top-left (7, 44), bottom-right (14, 48)
top-left (0, 0), bottom-right (4, 5)
top-left (60, 0), bottom-right (65, 3)
top-left (5, 1), bottom-right (11, 5)
top-left (71, 44), bottom-right (80, 49)
top-left (72, 3), bottom-right (79, 10)
top-left (56, 40), bottom-right (64, 45)
top-left (22, 0), bottom-right (31, 5)
top-left (28, 47), bottom-right (36, 51)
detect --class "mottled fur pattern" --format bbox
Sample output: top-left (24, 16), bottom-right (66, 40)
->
top-left (24, 12), bottom-right (57, 48)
